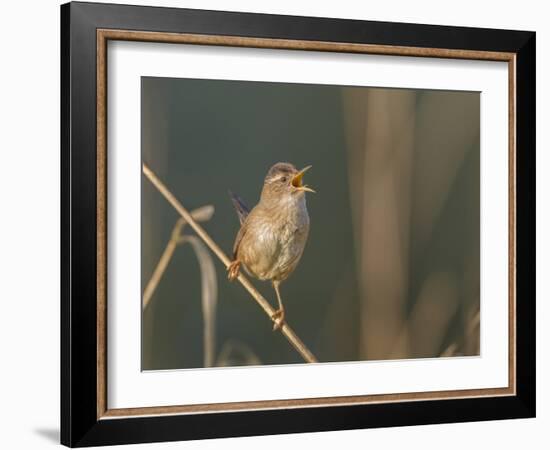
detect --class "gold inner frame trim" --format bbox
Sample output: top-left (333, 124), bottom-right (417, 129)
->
top-left (96, 28), bottom-right (517, 420)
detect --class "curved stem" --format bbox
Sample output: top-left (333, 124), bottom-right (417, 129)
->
top-left (142, 206), bottom-right (214, 310)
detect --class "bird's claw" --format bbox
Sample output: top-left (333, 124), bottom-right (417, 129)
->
top-left (271, 308), bottom-right (285, 331)
top-left (227, 260), bottom-right (241, 281)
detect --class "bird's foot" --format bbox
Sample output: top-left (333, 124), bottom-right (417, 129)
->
top-left (227, 260), bottom-right (241, 281)
top-left (271, 308), bottom-right (285, 331)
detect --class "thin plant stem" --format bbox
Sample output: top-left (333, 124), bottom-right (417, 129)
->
top-left (143, 237), bottom-right (177, 310)
top-left (142, 206), bottom-right (214, 310)
top-left (180, 235), bottom-right (218, 368)
top-left (142, 162), bottom-right (318, 363)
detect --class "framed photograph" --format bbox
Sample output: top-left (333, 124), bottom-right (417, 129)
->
top-left (61, 1), bottom-right (535, 447)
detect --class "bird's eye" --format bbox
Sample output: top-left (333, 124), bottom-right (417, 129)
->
top-left (280, 176), bottom-right (287, 183)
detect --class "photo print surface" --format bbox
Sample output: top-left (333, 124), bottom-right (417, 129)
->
top-left (141, 76), bottom-right (480, 370)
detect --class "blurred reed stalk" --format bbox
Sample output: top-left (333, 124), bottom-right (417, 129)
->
top-left (142, 206), bottom-right (214, 309)
top-left (142, 163), bottom-right (318, 364)
top-left (142, 206), bottom-right (217, 367)
top-left (343, 89), bottom-right (480, 361)
top-left (343, 89), bottom-right (416, 360)
top-left (178, 235), bottom-right (218, 368)
top-left (217, 340), bottom-right (262, 367)
top-left (441, 309), bottom-right (480, 357)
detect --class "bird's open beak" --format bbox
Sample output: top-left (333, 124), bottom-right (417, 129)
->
top-left (292, 165), bottom-right (315, 193)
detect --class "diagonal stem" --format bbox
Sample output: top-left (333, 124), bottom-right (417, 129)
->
top-left (142, 162), bottom-right (318, 363)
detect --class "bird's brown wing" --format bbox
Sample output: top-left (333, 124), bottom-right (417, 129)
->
top-left (232, 218), bottom-right (248, 260)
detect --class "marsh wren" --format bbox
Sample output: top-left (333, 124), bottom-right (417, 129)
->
top-left (227, 162), bottom-right (315, 330)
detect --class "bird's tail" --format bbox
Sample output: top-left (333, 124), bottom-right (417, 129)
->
top-left (228, 190), bottom-right (250, 225)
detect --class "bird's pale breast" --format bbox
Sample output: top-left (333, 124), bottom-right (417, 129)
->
top-left (237, 195), bottom-right (309, 282)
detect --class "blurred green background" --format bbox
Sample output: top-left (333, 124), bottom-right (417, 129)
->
top-left (141, 76), bottom-right (480, 370)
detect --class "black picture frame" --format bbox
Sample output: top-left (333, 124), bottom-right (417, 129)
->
top-left (61, 1), bottom-right (535, 447)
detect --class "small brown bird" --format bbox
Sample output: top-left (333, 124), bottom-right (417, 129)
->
top-left (227, 162), bottom-right (315, 330)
